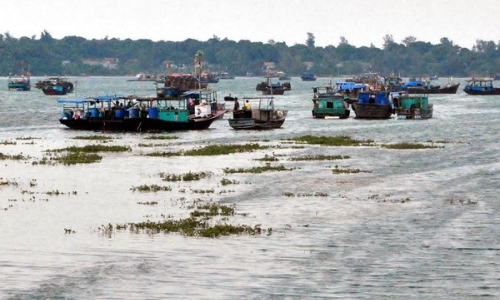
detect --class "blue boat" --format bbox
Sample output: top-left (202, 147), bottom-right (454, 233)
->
top-left (351, 91), bottom-right (394, 119)
top-left (300, 71), bottom-right (317, 81)
top-left (463, 78), bottom-right (500, 95)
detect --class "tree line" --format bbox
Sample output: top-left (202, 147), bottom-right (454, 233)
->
top-left (1, 31), bottom-right (499, 78)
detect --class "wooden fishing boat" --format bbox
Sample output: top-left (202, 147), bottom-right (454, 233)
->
top-left (310, 82), bottom-right (366, 119)
top-left (217, 72), bottom-right (235, 80)
top-left (8, 75), bottom-right (31, 91)
top-left (256, 77), bottom-right (291, 95)
top-left (228, 96), bottom-right (287, 130)
top-left (312, 95), bottom-right (350, 119)
top-left (37, 77), bottom-right (74, 95)
top-left (156, 74), bottom-right (208, 98)
top-left (58, 90), bottom-right (224, 132)
top-left (404, 77), bottom-right (459, 94)
top-left (427, 82), bottom-right (460, 94)
top-left (7, 61), bottom-right (31, 91)
top-left (393, 89), bottom-right (433, 119)
top-left (463, 78), bottom-right (500, 95)
top-left (351, 91), bottom-right (393, 119)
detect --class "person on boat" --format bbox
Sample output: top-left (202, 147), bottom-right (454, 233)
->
top-left (369, 93), bottom-right (376, 103)
top-left (244, 100), bottom-right (251, 110)
top-left (233, 97), bottom-right (240, 111)
top-left (126, 100), bottom-right (133, 109)
top-left (313, 100), bottom-right (319, 108)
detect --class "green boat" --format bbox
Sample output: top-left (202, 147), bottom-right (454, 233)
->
top-left (58, 89), bottom-right (225, 132)
top-left (393, 88), bottom-right (433, 119)
top-left (312, 85), bottom-right (350, 119)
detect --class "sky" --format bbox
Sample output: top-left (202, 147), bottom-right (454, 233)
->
top-left (1, 0), bottom-right (499, 49)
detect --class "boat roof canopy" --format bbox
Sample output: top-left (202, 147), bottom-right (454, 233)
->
top-left (57, 99), bottom-right (91, 104)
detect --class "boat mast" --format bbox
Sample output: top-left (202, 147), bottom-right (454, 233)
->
top-left (194, 50), bottom-right (204, 90)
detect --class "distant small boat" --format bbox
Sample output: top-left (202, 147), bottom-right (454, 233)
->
top-left (276, 71), bottom-right (291, 81)
top-left (256, 77), bottom-right (291, 95)
top-left (217, 72), bottom-right (235, 80)
top-left (229, 96), bottom-right (287, 130)
top-left (422, 83), bottom-right (460, 94)
top-left (7, 61), bottom-right (31, 91)
top-left (8, 75), bottom-right (31, 91)
top-left (463, 78), bottom-right (500, 95)
top-left (300, 71), bottom-right (317, 81)
top-left (127, 73), bottom-right (159, 81)
top-left (156, 74), bottom-right (207, 98)
top-left (37, 77), bottom-right (74, 95)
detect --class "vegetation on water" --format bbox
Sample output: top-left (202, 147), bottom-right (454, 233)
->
top-left (159, 171), bottom-right (212, 182)
top-left (381, 143), bottom-right (443, 149)
top-left (144, 135), bottom-right (179, 140)
top-left (332, 166), bottom-right (372, 174)
top-left (223, 163), bottom-right (292, 174)
top-left (130, 184), bottom-right (172, 192)
top-left (289, 154), bottom-right (351, 161)
top-left (73, 135), bottom-right (114, 141)
top-left (288, 135), bottom-right (374, 147)
top-left (0, 140), bottom-right (16, 145)
top-left (220, 178), bottom-right (239, 186)
top-left (49, 144), bottom-right (131, 153)
top-left (0, 152), bottom-right (29, 160)
top-left (54, 152), bottom-right (102, 165)
top-left (184, 143), bottom-right (268, 156)
top-left (1, 31), bottom-right (496, 77)
top-left (282, 192), bottom-right (329, 197)
top-left (102, 201), bottom-right (267, 238)
top-left (33, 144), bottom-right (132, 165)
top-left (447, 198), bottom-right (478, 205)
top-left (254, 154), bottom-right (280, 162)
top-left (147, 143), bottom-right (269, 157)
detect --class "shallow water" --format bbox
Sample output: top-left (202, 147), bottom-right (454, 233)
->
top-left (0, 77), bottom-right (499, 299)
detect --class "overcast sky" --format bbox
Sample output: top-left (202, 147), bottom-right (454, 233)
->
top-left (1, 0), bottom-right (498, 49)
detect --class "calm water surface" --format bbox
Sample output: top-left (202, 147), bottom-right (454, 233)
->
top-left (0, 77), bottom-right (499, 299)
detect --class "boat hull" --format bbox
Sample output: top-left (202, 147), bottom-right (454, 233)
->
top-left (228, 118), bottom-right (286, 130)
top-left (312, 109), bottom-right (350, 119)
top-left (43, 88), bottom-right (68, 95)
top-left (351, 103), bottom-right (393, 119)
top-left (228, 109), bottom-right (287, 130)
top-left (396, 107), bottom-right (433, 119)
top-left (8, 83), bottom-right (31, 91)
top-left (59, 113), bottom-right (221, 132)
top-left (312, 97), bottom-right (350, 119)
top-left (60, 117), bottom-right (216, 132)
top-left (408, 83), bottom-right (460, 94)
top-left (262, 88), bottom-right (285, 95)
top-left (428, 83), bottom-right (460, 94)
top-left (463, 88), bottom-right (500, 95)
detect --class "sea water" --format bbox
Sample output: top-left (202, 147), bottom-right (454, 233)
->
top-left (0, 76), bottom-right (499, 299)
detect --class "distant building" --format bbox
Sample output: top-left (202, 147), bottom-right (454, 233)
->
top-left (82, 57), bottom-right (119, 69)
